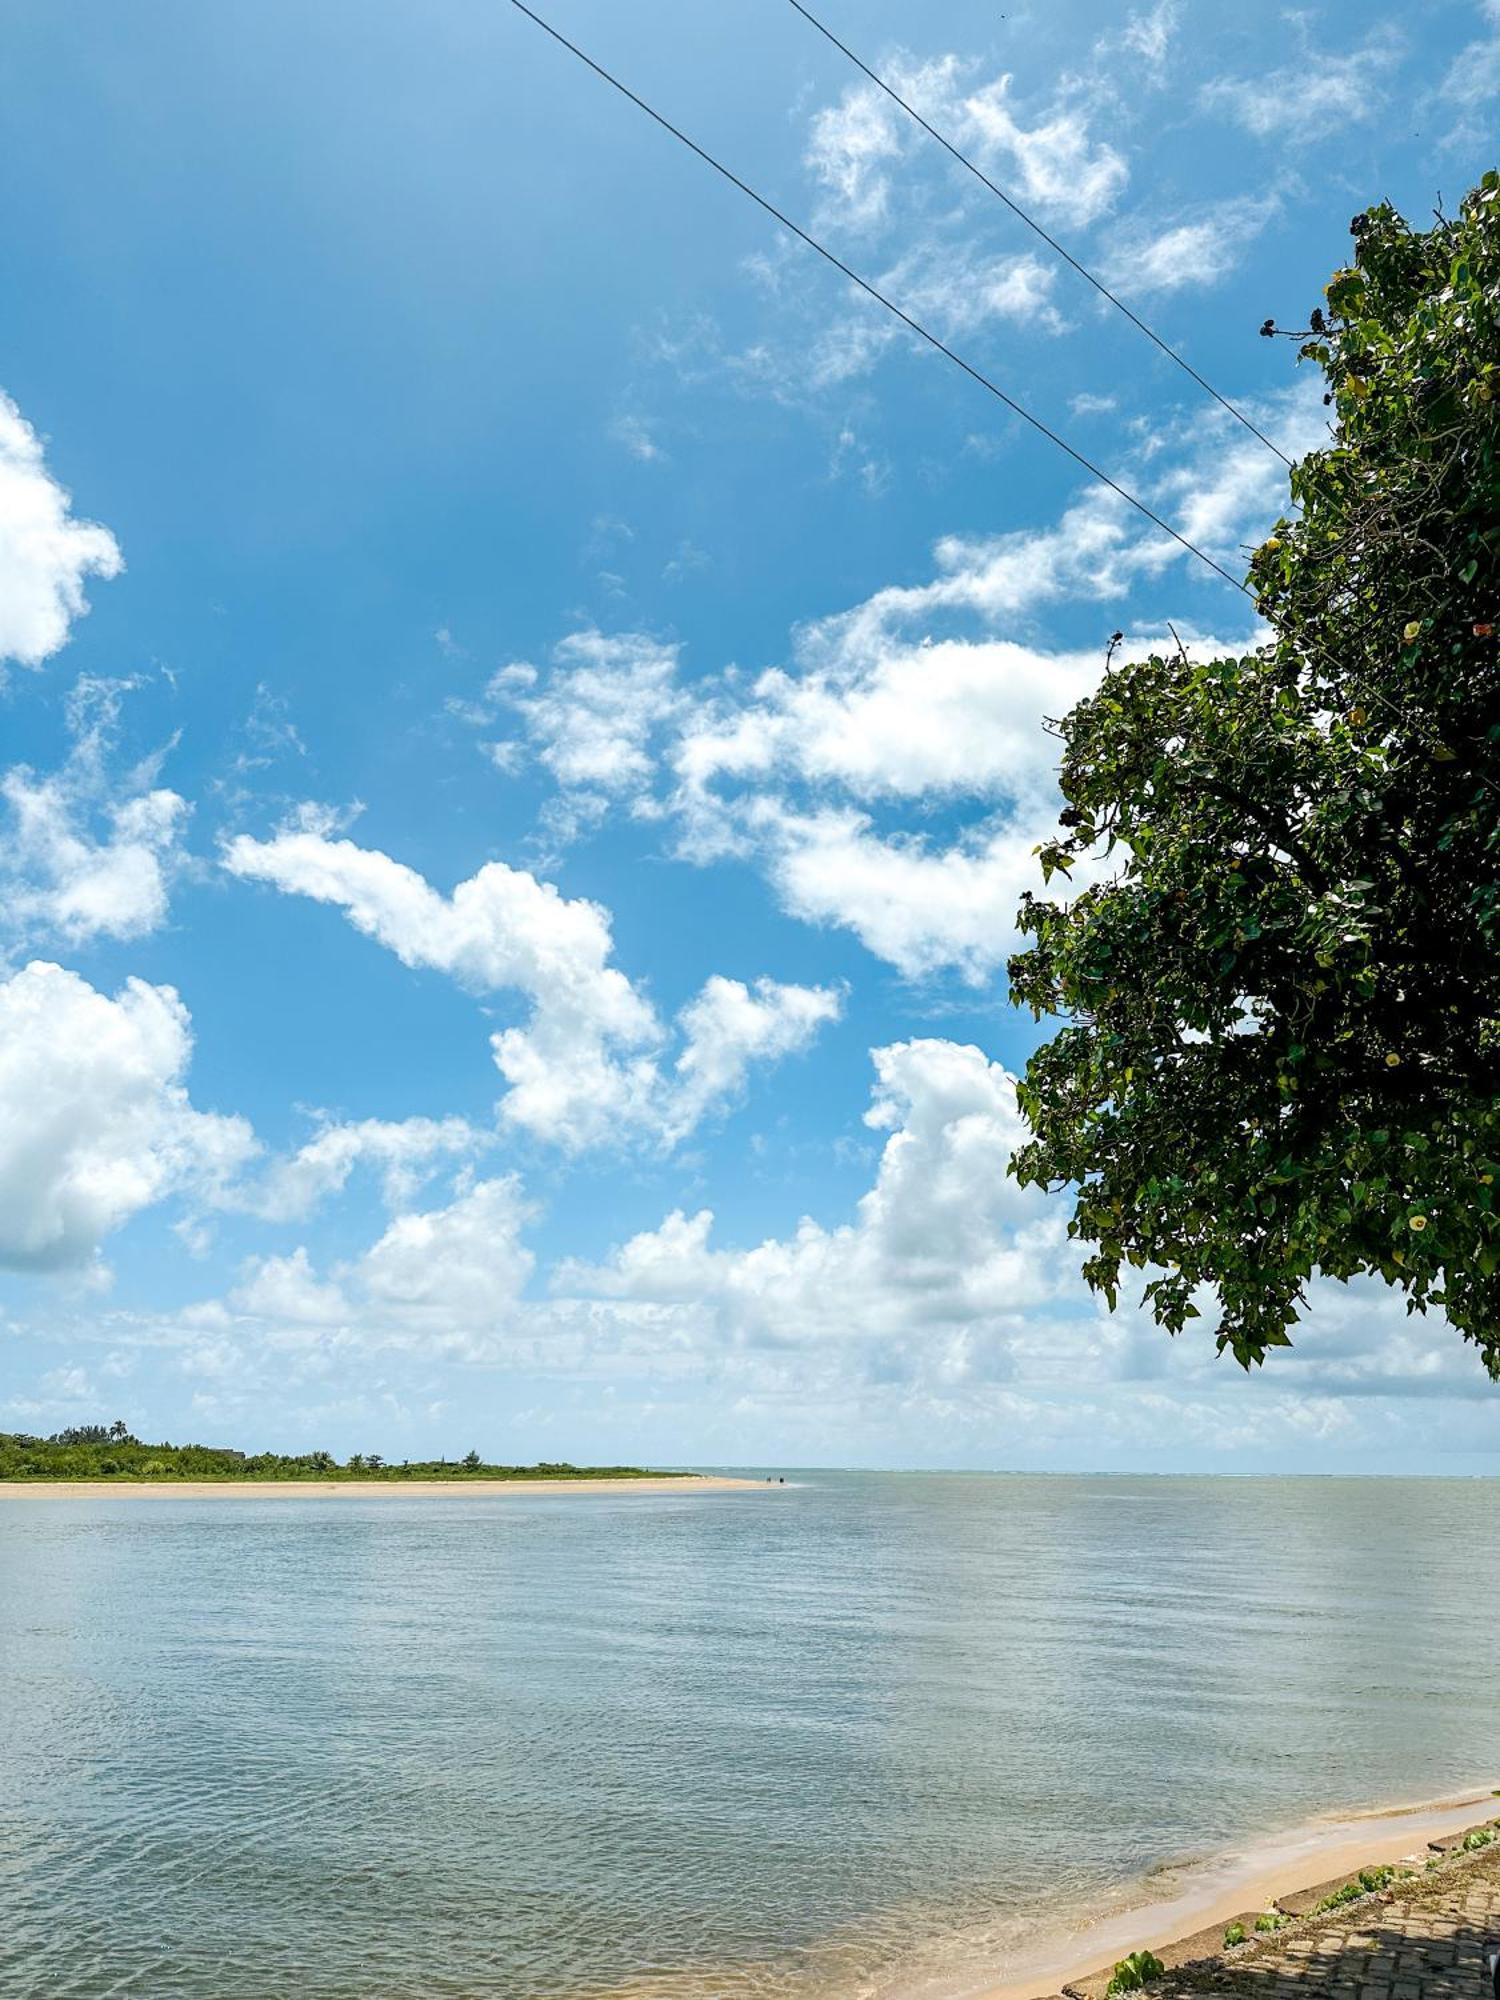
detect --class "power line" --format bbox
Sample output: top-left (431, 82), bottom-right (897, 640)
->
top-left (783, 0), bottom-right (1295, 470)
top-left (507, 0), bottom-right (1254, 601)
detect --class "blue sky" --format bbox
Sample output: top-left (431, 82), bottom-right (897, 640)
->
top-left (2, 0), bottom-right (1498, 1472)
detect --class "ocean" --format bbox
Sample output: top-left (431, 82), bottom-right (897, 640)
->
top-left (1, 1473), bottom-right (1495, 1999)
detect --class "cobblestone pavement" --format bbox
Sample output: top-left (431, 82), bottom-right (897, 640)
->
top-left (1162, 1845), bottom-right (1500, 2000)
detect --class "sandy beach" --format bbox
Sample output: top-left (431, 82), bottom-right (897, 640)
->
top-left (0, 1473), bottom-right (767, 1499)
top-left (968, 1786), bottom-right (1500, 2000)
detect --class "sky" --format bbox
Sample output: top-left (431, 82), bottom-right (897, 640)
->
top-left (2, 0), bottom-right (1498, 1473)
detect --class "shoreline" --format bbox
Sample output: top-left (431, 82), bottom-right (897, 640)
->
top-left (0, 1473), bottom-right (768, 1499)
top-left (951, 1784), bottom-right (1500, 2000)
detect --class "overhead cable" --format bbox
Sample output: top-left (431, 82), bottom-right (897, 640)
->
top-left (784, 0), bottom-right (1294, 468)
top-left (507, 0), bottom-right (1255, 600)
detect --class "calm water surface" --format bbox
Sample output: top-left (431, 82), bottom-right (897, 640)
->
top-left (1, 1474), bottom-right (1496, 2000)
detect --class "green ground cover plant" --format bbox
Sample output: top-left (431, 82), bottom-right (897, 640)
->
top-left (1108, 1950), bottom-right (1167, 1992)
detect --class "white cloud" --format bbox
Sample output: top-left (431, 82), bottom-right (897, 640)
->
top-left (222, 826), bottom-right (839, 1150)
top-left (785, 56), bottom-right (1116, 396)
top-left (1441, 0), bottom-right (1500, 115)
top-left (231, 1245), bottom-right (350, 1326)
top-left (479, 630), bottom-right (683, 802)
top-left (675, 635), bottom-right (1099, 811)
top-left (1103, 195), bottom-right (1278, 297)
top-left (808, 54), bottom-right (1126, 232)
top-left (806, 80), bottom-right (904, 234)
top-left (1120, 1), bottom-right (1179, 68)
top-left (1, 678), bottom-right (188, 949)
top-left (231, 1177), bottom-right (536, 1340)
top-left (222, 826), bottom-right (655, 1030)
top-left (555, 1040), bottom-right (1488, 1418)
top-left (0, 391), bottom-right (122, 670)
top-left (954, 74), bottom-right (1127, 227)
top-left (888, 246), bottom-right (1067, 338)
top-left (667, 975), bottom-right (844, 1145)
top-left (244, 1115), bottom-right (485, 1223)
top-left (1200, 35), bottom-right (1401, 138)
top-left (0, 961), bottom-right (255, 1272)
top-left (3, 773), bottom-right (186, 945)
top-left (609, 413), bottom-right (663, 462)
top-left (356, 1176), bottom-right (536, 1324)
top-left (565, 1038), bottom-right (1070, 1352)
top-left (488, 394), bottom-right (1319, 987)
top-left (756, 806), bottom-right (1059, 984)
top-left (793, 241), bottom-right (1068, 394)
top-left (221, 826), bottom-right (661, 1148)
top-left (652, 393), bottom-right (1326, 980)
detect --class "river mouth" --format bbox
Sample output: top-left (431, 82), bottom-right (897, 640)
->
top-left (5, 1472), bottom-right (1499, 2000)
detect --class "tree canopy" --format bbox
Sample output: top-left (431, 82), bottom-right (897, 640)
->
top-left (1009, 173), bottom-right (1500, 1373)
top-left (0, 1429), bottom-right (672, 1482)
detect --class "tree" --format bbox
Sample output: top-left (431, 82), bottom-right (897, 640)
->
top-left (462, 1449), bottom-right (482, 1469)
top-left (1009, 174), bottom-right (1500, 1373)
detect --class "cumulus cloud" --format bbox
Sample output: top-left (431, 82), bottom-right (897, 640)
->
top-left (667, 976), bottom-right (844, 1145)
top-left (0, 961), bottom-right (255, 1272)
top-left (1, 677), bottom-right (189, 950)
top-left (230, 1177), bottom-right (536, 1340)
top-left (222, 826), bottom-right (839, 1149)
top-left (554, 1039), bottom-right (1487, 1417)
top-left (0, 391), bottom-right (122, 670)
top-left (471, 394), bottom-right (1317, 987)
top-left (465, 631), bottom-right (685, 825)
top-left (675, 636), bottom-right (1098, 811)
top-left (645, 392), bottom-right (1326, 981)
top-left (754, 807), bottom-right (1061, 984)
top-left (35, 1042), bottom-right (1488, 1458)
top-left (565, 1038), bottom-right (1070, 1353)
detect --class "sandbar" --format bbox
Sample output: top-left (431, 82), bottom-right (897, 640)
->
top-left (0, 1473), bottom-right (768, 1499)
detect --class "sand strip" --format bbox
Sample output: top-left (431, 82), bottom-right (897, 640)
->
top-left (967, 1787), bottom-right (1500, 2000)
top-left (0, 1474), bottom-right (768, 1499)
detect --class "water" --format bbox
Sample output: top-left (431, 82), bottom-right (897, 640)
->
top-left (1, 1473), bottom-right (1496, 2000)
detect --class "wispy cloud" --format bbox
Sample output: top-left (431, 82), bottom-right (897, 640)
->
top-left (609, 412), bottom-right (664, 462)
top-left (1119, 1), bottom-right (1180, 71)
top-left (1200, 32), bottom-right (1403, 138)
top-left (1438, 0), bottom-right (1500, 136)
top-left (1103, 194), bottom-right (1280, 297)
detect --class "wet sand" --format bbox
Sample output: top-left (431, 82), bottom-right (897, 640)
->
top-left (967, 1787), bottom-right (1500, 2000)
top-left (0, 1473), bottom-right (768, 1499)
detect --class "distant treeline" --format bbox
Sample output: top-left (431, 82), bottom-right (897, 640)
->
top-left (0, 1425), bottom-right (674, 1482)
